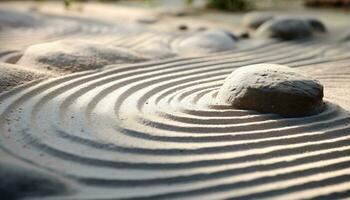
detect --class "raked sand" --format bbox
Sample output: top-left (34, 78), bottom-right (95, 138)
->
top-left (1, 2), bottom-right (350, 200)
top-left (1, 40), bottom-right (350, 199)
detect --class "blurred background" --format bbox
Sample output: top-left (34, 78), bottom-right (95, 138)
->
top-left (25, 0), bottom-right (350, 11)
top-left (1, 0), bottom-right (349, 50)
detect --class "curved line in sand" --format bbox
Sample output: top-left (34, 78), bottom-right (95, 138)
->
top-left (1, 41), bottom-right (350, 199)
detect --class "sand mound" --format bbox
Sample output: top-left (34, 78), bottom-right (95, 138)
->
top-left (1, 40), bottom-right (350, 199)
top-left (17, 40), bottom-right (148, 73)
top-left (0, 63), bottom-right (49, 93)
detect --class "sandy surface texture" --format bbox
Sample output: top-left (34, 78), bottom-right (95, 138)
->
top-left (0, 63), bottom-right (51, 92)
top-left (1, 1), bottom-right (350, 200)
top-left (17, 39), bottom-right (148, 73)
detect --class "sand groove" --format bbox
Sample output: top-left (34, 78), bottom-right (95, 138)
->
top-left (1, 40), bottom-right (350, 199)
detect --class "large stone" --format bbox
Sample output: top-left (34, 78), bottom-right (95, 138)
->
top-left (306, 18), bottom-right (327, 33)
top-left (174, 29), bottom-right (236, 55)
top-left (216, 64), bottom-right (324, 117)
top-left (17, 40), bottom-right (148, 73)
top-left (256, 18), bottom-right (315, 40)
top-left (242, 12), bottom-right (274, 29)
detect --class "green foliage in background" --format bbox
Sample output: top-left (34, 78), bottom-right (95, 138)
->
top-left (37, 0), bottom-right (251, 11)
top-left (186, 0), bottom-right (194, 5)
top-left (205, 0), bottom-right (251, 11)
top-left (64, 0), bottom-right (73, 9)
top-left (172, 0), bottom-right (252, 11)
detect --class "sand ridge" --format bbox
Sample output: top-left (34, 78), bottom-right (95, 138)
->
top-left (1, 39), bottom-right (350, 199)
top-left (1, 2), bottom-right (350, 199)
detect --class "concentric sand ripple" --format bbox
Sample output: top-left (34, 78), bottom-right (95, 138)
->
top-left (2, 41), bottom-right (350, 200)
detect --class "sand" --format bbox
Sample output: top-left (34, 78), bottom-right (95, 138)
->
top-left (0, 63), bottom-right (51, 93)
top-left (1, 1), bottom-right (350, 200)
top-left (1, 40), bottom-right (350, 199)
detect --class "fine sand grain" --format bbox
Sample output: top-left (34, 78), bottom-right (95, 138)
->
top-left (0, 63), bottom-right (51, 93)
top-left (1, 39), bottom-right (350, 199)
top-left (1, 2), bottom-right (350, 200)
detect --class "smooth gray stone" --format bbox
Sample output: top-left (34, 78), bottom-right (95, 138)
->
top-left (307, 18), bottom-right (327, 33)
top-left (216, 64), bottom-right (324, 117)
top-left (175, 29), bottom-right (236, 54)
top-left (256, 18), bottom-right (314, 40)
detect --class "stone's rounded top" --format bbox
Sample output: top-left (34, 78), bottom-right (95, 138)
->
top-left (190, 29), bottom-right (237, 41)
top-left (175, 29), bottom-right (236, 54)
top-left (216, 64), bottom-right (324, 117)
top-left (242, 12), bottom-right (274, 30)
top-left (17, 40), bottom-right (147, 73)
top-left (239, 32), bottom-right (250, 39)
top-left (256, 18), bottom-right (314, 40)
top-left (306, 18), bottom-right (327, 33)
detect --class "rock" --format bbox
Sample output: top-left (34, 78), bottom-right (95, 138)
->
top-left (216, 64), bottom-right (324, 117)
top-left (256, 18), bottom-right (314, 40)
top-left (239, 32), bottom-right (250, 39)
top-left (242, 12), bottom-right (274, 29)
top-left (306, 18), bottom-right (327, 33)
top-left (0, 63), bottom-right (49, 93)
top-left (17, 40), bottom-right (148, 73)
top-left (175, 29), bottom-right (236, 55)
top-left (132, 37), bottom-right (177, 59)
top-left (255, 17), bottom-right (327, 40)
top-left (0, 161), bottom-right (69, 200)
top-left (178, 24), bottom-right (188, 31)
